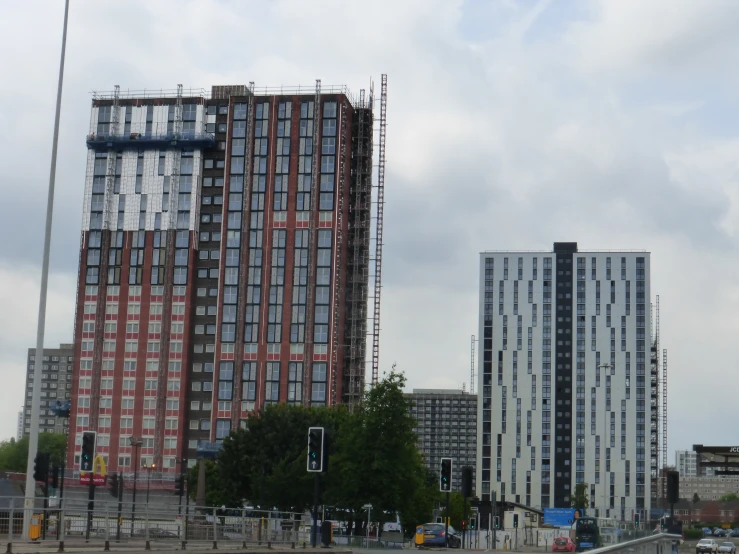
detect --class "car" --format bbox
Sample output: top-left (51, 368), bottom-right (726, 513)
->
top-left (719, 542), bottom-right (736, 554)
top-left (552, 536), bottom-right (576, 552)
top-left (420, 523), bottom-right (461, 548)
top-left (731, 530), bottom-right (739, 538)
top-left (697, 539), bottom-right (719, 554)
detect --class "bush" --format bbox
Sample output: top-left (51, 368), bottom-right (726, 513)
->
top-left (684, 529), bottom-right (703, 540)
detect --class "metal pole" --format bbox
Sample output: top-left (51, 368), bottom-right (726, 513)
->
top-left (23, 0), bottom-right (70, 539)
top-left (146, 468), bottom-right (151, 504)
top-left (116, 474), bottom-right (123, 542)
top-left (86, 481), bottom-right (95, 541)
top-left (463, 498), bottom-right (467, 549)
top-left (445, 491), bottom-right (450, 547)
top-left (492, 490), bottom-right (497, 550)
top-left (59, 461), bottom-right (65, 510)
top-left (311, 473), bottom-right (319, 547)
top-left (131, 447), bottom-right (139, 538)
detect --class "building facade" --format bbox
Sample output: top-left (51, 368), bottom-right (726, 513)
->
top-left (23, 344), bottom-right (73, 436)
top-left (476, 243), bottom-right (655, 521)
top-left (407, 389), bottom-right (477, 492)
top-left (676, 450), bottom-right (715, 477)
top-left (16, 410), bottom-right (23, 441)
top-left (680, 476), bottom-right (738, 501)
top-left (68, 82), bottom-right (377, 475)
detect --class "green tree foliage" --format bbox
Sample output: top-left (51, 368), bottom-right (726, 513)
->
top-left (571, 483), bottom-right (589, 510)
top-left (204, 369), bottom-right (432, 535)
top-left (0, 433), bottom-right (67, 471)
top-left (693, 493), bottom-right (700, 503)
top-left (720, 493), bottom-right (739, 502)
top-left (439, 492), bottom-right (470, 530)
top-left (187, 459), bottom-right (236, 508)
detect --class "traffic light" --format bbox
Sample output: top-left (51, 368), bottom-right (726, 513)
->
top-left (470, 518), bottom-right (476, 530)
top-left (33, 452), bottom-right (49, 482)
top-left (634, 512), bottom-right (640, 527)
top-left (51, 464), bottom-right (59, 488)
top-left (174, 474), bottom-right (185, 497)
top-left (513, 514), bottom-right (519, 528)
top-left (667, 471), bottom-right (679, 504)
top-left (461, 466), bottom-right (473, 498)
top-left (494, 516), bottom-right (500, 529)
top-left (81, 431), bottom-right (96, 472)
top-left (439, 457), bottom-right (452, 492)
top-left (109, 473), bottom-right (119, 498)
top-left (307, 427), bottom-right (325, 472)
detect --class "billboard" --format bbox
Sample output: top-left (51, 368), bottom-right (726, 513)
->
top-left (543, 508), bottom-right (584, 527)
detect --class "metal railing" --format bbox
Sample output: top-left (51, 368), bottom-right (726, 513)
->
top-left (585, 533), bottom-right (682, 554)
top-left (0, 497), bottom-right (311, 548)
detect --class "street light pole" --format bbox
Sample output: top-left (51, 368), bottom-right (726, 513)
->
top-left (598, 363), bottom-right (613, 519)
top-left (23, 0), bottom-right (70, 538)
top-left (146, 464), bottom-right (155, 504)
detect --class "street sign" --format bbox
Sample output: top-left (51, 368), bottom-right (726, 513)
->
top-left (197, 441), bottom-right (223, 459)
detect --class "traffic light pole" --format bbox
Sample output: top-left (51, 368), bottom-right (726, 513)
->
top-left (311, 473), bottom-right (319, 548)
top-left (462, 498), bottom-right (467, 549)
top-left (492, 490), bottom-right (497, 550)
top-left (116, 474), bottom-right (123, 542)
top-left (86, 480), bottom-right (95, 541)
top-left (445, 491), bottom-right (450, 548)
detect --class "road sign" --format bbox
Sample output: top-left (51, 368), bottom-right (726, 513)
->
top-left (197, 441), bottom-right (223, 459)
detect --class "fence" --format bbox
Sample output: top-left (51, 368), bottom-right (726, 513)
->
top-left (0, 497), bottom-right (312, 547)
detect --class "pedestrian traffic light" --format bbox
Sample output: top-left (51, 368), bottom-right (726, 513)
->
top-left (513, 514), bottom-right (519, 528)
top-left (33, 452), bottom-right (49, 482)
top-left (494, 516), bottom-right (500, 529)
top-left (470, 518), bottom-right (476, 530)
top-left (174, 474), bottom-right (185, 497)
top-left (80, 431), bottom-right (96, 471)
top-left (439, 457), bottom-right (452, 492)
top-left (108, 473), bottom-right (119, 498)
top-left (307, 427), bottom-right (325, 472)
top-left (634, 512), bottom-right (640, 527)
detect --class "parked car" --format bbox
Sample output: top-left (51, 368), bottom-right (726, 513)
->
top-left (729, 530), bottom-right (739, 538)
top-left (697, 539), bottom-right (719, 554)
top-left (420, 523), bottom-right (461, 548)
top-left (552, 536), bottom-right (576, 552)
top-left (704, 529), bottom-right (714, 537)
top-left (718, 542), bottom-right (736, 554)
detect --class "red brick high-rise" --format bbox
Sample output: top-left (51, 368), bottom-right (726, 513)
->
top-left (68, 79), bottom-right (383, 475)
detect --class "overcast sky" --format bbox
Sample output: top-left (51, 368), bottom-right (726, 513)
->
top-left (2, 0), bottom-right (739, 461)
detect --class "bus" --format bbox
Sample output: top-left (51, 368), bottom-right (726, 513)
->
top-left (575, 517), bottom-right (601, 552)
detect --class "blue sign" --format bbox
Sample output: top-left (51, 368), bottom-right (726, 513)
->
top-left (196, 441), bottom-right (223, 459)
top-left (543, 508), bottom-right (582, 527)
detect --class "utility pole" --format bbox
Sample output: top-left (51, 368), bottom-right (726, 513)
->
top-left (24, 0), bottom-right (70, 538)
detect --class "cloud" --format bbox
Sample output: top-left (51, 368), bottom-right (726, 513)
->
top-left (1, 0), bottom-right (739, 460)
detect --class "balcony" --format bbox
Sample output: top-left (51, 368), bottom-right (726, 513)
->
top-left (86, 130), bottom-right (215, 151)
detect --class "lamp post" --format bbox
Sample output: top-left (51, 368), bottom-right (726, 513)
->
top-left (145, 463), bottom-right (156, 504)
top-left (129, 436), bottom-right (142, 537)
top-left (597, 363), bottom-right (613, 519)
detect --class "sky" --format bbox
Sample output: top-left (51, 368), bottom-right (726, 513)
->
top-left (1, 0), bottom-right (739, 462)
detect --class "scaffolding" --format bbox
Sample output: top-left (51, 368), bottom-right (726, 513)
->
top-left (344, 83), bottom-right (374, 406)
top-left (232, 82), bottom-right (255, 428)
top-left (470, 335), bottom-right (476, 395)
top-left (662, 347), bottom-right (668, 505)
top-left (370, 74), bottom-right (388, 385)
top-left (90, 85), bottom-right (121, 431)
top-left (329, 98), bottom-right (349, 407)
top-left (302, 80), bottom-right (322, 406)
top-left (650, 295), bottom-right (660, 511)
top-left (153, 85), bottom-right (184, 466)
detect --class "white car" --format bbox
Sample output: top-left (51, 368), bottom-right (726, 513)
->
top-left (718, 542), bottom-right (736, 554)
top-left (697, 539), bottom-right (719, 554)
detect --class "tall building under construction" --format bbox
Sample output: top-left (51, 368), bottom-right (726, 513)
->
top-left (68, 78), bottom-right (387, 475)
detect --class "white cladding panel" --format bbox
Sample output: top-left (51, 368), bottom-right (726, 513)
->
top-left (81, 103), bottom-right (206, 232)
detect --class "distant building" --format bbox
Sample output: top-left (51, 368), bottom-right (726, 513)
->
top-left (16, 410), bottom-right (22, 441)
top-left (670, 499), bottom-right (739, 524)
top-left (676, 449), bottom-right (715, 477)
top-left (407, 388), bottom-right (477, 493)
top-left (23, 344), bottom-right (73, 436)
top-left (680, 476), bottom-right (739, 501)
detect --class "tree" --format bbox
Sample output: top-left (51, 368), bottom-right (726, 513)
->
top-left (720, 493), bottom-right (739, 502)
top-left (439, 492), bottom-right (471, 530)
top-left (571, 483), bottom-right (589, 510)
top-left (327, 369), bottom-right (429, 536)
top-left (186, 459), bottom-right (236, 508)
top-left (0, 433), bottom-right (67, 471)
top-left (693, 493), bottom-right (701, 503)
